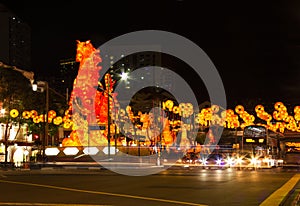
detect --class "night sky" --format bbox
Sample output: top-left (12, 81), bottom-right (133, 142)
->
top-left (2, 0), bottom-right (300, 108)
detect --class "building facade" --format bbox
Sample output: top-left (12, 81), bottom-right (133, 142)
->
top-left (0, 4), bottom-right (31, 70)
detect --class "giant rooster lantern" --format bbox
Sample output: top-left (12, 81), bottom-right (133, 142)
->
top-left (62, 40), bottom-right (118, 146)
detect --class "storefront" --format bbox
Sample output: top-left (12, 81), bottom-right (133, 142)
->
top-left (280, 131), bottom-right (300, 164)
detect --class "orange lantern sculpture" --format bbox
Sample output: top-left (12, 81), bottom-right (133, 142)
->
top-left (62, 40), bottom-right (113, 147)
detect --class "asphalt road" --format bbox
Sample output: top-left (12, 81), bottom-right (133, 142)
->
top-left (0, 167), bottom-right (298, 206)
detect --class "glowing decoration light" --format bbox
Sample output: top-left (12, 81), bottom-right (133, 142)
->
top-left (179, 103), bottom-right (194, 118)
top-left (163, 100), bottom-right (174, 111)
top-left (294, 106), bottom-right (300, 121)
top-left (255, 105), bottom-right (272, 122)
top-left (235, 105), bottom-right (244, 114)
top-left (45, 147), bottom-right (60, 156)
top-left (103, 146), bottom-right (118, 155)
top-left (83, 147), bottom-right (99, 155)
top-left (53, 116), bottom-right (63, 125)
top-left (273, 102), bottom-right (288, 121)
top-left (33, 116), bottom-right (40, 123)
top-left (221, 109), bottom-right (239, 129)
top-left (10, 109), bottom-right (19, 118)
top-left (22, 111), bottom-right (31, 119)
top-left (235, 105), bottom-right (255, 128)
top-left (30, 110), bottom-right (38, 118)
top-left (211, 104), bottom-right (220, 113)
top-left (172, 106), bottom-right (180, 114)
top-left (63, 119), bottom-right (73, 129)
top-left (48, 110), bottom-right (57, 123)
top-left (63, 147), bottom-right (79, 155)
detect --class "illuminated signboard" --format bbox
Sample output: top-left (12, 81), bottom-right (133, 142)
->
top-left (286, 142), bottom-right (300, 147)
top-left (244, 138), bottom-right (265, 144)
top-left (246, 138), bottom-right (255, 143)
top-left (285, 142), bottom-right (300, 153)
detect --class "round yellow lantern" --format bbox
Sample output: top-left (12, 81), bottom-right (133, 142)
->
top-left (22, 111), bottom-right (31, 119)
top-left (10, 109), bottom-right (19, 118)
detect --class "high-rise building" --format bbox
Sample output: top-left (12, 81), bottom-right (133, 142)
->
top-left (47, 58), bottom-right (79, 102)
top-left (0, 4), bottom-right (31, 70)
top-left (106, 51), bottom-right (174, 93)
top-left (101, 51), bottom-right (178, 113)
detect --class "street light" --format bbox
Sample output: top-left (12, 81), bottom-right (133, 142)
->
top-left (32, 81), bottom-right (48, 161)
top-left (98, 78), bottom-right (113, 158)
top-left (0, 62), bottom-right (34, 84)
top-left (98, 71), bottom-right (129, 158)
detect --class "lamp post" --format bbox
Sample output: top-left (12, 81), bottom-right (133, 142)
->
top-left (97, 82), bottom-right (113, 158)
top-left (107, 79), bottom-right (111, 158)
top-left (114, 106), bottom-right (118, 155)
top-left (32, 81), bottom-right (49, 161)
top-left (99, 71), bottom-right (129, 158)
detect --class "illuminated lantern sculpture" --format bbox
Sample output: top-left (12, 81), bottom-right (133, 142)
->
top-left (140, 113), bottom-right (150, 130)
top-left (61, 40), bottom-right (121, 147)
top-left (273, 102), bottom-right (288, 121)
top-left (161, 119), bottom-right (176, 147)
top-left (255, 105), bottom-right (272, 123)
top-left (235, 105), bottom-right (255, 128)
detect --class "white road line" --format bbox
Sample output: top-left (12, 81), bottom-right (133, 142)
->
top-left (0, 179), bottom-right (206, 206)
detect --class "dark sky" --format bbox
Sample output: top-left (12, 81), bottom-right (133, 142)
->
top-left (2, 0), bottom-right (300, 107)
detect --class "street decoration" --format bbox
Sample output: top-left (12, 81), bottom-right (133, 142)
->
top-left (62, 40), bottom-right (119, 147)
top-left (235, 105), bottom-right (255, 129)
top-left (7, 99), bottom-right (300, 148)
top-left (5, 39), bottom-right (298, 148)
top-left (9, 109), bottom-right (19, 118)
top-left (22, 111), bottom-right (31, 119)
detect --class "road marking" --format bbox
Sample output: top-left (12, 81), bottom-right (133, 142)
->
top-left (260, 173), bottom-right (300, 206)
top-left (0, 203), bottom-right (110, 205)
top-left (0, 179), bottom-right (207, 206)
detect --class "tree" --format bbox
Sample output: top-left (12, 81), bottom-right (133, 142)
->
top-left (0, 67), bottom-right (35, 165)
top-left (0, 65), bottom-right (69, 164)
